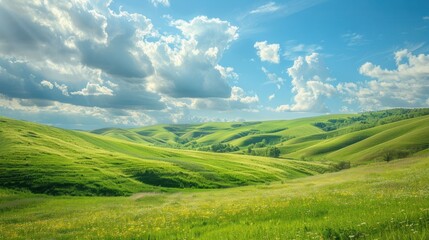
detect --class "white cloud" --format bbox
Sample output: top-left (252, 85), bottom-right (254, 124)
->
top-left (151, 0), bottom-right (170, 7)
top-left (268, 94), bottom-right (275, 101)
top-left (262, 67), bottom-right (284, 89)
top-left (0, 0), bottom-right (163, 111)
top-left (0, 1), bottom-right (250, 126)
top-left (54, 82), bottom-right (70, 96)
top-left (254, 41), bottom-right (280, 64)
top-left (276, 52), bottom-right (335, 112)
top-left (336, 82), bottom-right (358, 104)
top-left (40, 80), bottom-right (54, 89)
top-left (250, 2), bottom-right (281, 14)
top-left (190, 86), bottom-right (259, 111)
top-left (71, 82), bottom-right (114, 96)
top-left (423, 16), bottom-right (429, 20)
top-left (0, 94), bottom-right (157, 128)
top-left (215, 65), bottom-right (239, 80)
top-left (272, 104), bottom-right (291, 112)
top-left (344, 49), bottom-right (429, 110)
top-left (144, 16), bottom-right (239, 98)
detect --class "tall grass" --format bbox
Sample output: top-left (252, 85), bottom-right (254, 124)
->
top-left (1, 156), bottom-right (428, 239)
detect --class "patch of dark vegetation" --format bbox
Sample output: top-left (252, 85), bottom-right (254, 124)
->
top-left (231, 121), bottom-right (261, 128)
top-left (0, 174), bottom-right (126, 196)
top-left (131, 169), bottom-right (209, 188)
top-left (221, 129), bottom-right (261, 142)
top-left (263, 127), bottom-right (288, 133)
top-left (90, 128), bottom-right (118, 134)
top-left (382, 145), bottom-right (429, 162)
top-left (331, 161), bottom-right (351, 171)
top-left (313, 108), bottom-right (429, 132)
top-left (22, 131), bottom-right (40, 138)
top-left (135, 129), bottom-right (157, 136)
top-left (164, 125), bottom-right (195, 137)
top-left (241, 135), bottom-right (282, 146)
top-left (322, 227), bottom-right (364, 240)
top-left (185, 131), bottom-right (211, 138)
top-left (246, 141), bottom-right (281, 158)
top-left (197, 126), bottom-right (218, 131)
top-left (210, 143), bottom-right (240, 153)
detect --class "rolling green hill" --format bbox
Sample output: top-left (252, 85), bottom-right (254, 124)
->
top-left (1, 109), bottom-right (429, 239)
top-left (1, 108), bottom-right (428, 197)
top-left (93, 108), bottom-right (429, 163)
top-left (280, 115), bottom-right (429, 162)
top-left (0, 117), bottom-right (329, 196)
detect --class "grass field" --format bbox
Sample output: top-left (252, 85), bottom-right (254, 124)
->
top-left (0, 155), bottom-right (428, 239)
top-left (1, 110), bottom-right (429, 239)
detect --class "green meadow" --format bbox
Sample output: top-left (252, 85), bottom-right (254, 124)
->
top-left (1, 108), bottom-right (429, 239)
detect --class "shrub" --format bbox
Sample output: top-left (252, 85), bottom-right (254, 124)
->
top-left (333, 161), bottom-right (351, 170)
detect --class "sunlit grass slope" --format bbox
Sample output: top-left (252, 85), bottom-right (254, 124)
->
top-left (280, 115), bottom-right (429, 163)
top-left (1, 155), bottom-right (428, 239)
top-left (93, 114), bottom-right (350, 147)
top-left (0, 117), bottom-right (329, 196)
top-left (92, 109), bottom-right (429, 165)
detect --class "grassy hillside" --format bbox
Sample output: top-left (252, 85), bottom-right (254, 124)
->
top-left (1, 110), bottom-right (428, 239)
top-left (92, 115), bottom-right (344, 148)
top-left (0, 117), bottom-right (329, 196)
top-left (1, 155), bottom-right (428, 239)
top-left (92, 108), bottom-right (429, 164)
top-left (280, 115), bottom-right (429, 163)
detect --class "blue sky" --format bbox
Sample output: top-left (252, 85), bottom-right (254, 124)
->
top-left (0, 0), bottom-right (428, 129)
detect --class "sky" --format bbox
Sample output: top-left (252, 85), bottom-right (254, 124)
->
top-left (0, 0), bottom-right (428, 129)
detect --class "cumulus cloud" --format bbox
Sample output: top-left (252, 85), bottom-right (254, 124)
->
top-left (340, 49), bottom-right (429, 110)
top-left (0, 0), bottom-right (164, 111)
top-left (40, 80), bottom-right (54, 89)
top-left (190, 86), bottom-right (259, 111)
top-left (215, 65), bottom-right (239, 80)
top-left (71, 83), bottom-right (114, 96)
top-left (268, 94), bottom-right (275, 101)
top-left (144, 16), bottom-right (239, 98)
top-left (0, 94), bottom-right (157, 129)
top-left (0, 1), bottom-right (248, 126)
top-left (250, 2), bottom-right (281, 14)
top-left (151, 0), bottom-right (170, 7)
top-left (54, 82), bottom-right (70, 96)
top-left (254, 41), bottom-right (280, 64)
top-left (275, 52), bottom-right (336, 112)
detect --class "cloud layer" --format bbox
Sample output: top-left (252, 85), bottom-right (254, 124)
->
top-left (0, 0), bottom-right (245, 126)
top-left (340, 49), bottom-right (429, 110)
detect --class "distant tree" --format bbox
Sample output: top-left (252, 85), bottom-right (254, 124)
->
top-left (333, 161), bottom-right (351, 170)
top-left (266, 146), bottom-right (280, 158)
top-left (210, 143), bottom-right (239, 153)
top-left (255, 139), bottom-right (267, 148)
top-left (383, 151), bottom-right (393, 162)
top-left (247, 145), bottom-right (253, 154)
